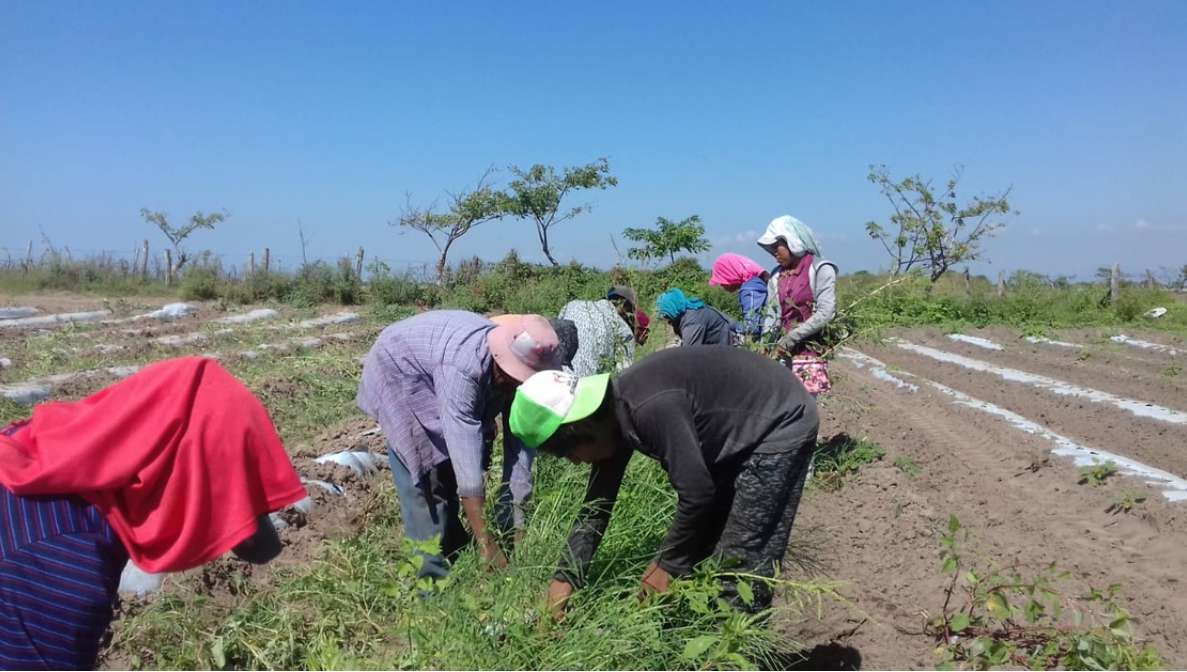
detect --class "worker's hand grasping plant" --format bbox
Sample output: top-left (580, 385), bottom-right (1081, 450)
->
top-left (546, 579), bottom-right (574, 622)
top-left (639, 560), bottom-right (672, 597)
top-left (462, 496), bottom-right (508, 570)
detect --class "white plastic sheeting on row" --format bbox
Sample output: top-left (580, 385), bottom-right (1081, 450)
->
top-left (0, 307), bottom-right (39, 320)
top-left (1111, 334), bottom-right (1179, 356)
top-left (946, 334), bottom-right (1004, 351)
top-left (836, 348), bottom-right (919, 392)
top-left (1, 365), bottom-right (142, 404)
top-left (295, 312), bottom-right (361, 329)
top-left (1024, 336), bottom-right (1083, 349)
top-left (843, 348), bottom-right (1187, 503)
top-left (0, 310), bottom-right (111, 330)
top-left (214, 308), bottom-right (279, 325)
top-left (0, 357), bottom-right (11, 370)
top-left (894, 340), bottom-right (1187, 425)
top-left (118, 562), bottom-right (165, 597)
top-left (315, 450), bottom-right (385, 476)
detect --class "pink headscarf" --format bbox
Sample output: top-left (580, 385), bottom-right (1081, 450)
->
top-left (709, 253), bottom-right (765, 287)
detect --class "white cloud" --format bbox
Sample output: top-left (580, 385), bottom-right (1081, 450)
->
top-left (1135, 218), bottom-right (1152, 230)
top-left (733, 229), bottom-right (759, 243)
top-left (1096, 222), bottom-right (1115, 232)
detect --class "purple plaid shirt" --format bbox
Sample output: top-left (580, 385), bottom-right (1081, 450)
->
top-left (357, 310), bottom-right (532, 500)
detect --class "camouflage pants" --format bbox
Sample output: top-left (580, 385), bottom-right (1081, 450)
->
top-left (680, 441), bottom-right (815, 612)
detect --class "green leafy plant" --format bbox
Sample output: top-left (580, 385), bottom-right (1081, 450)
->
top-left (893, 455), bottom-right (921, 478)
top-left (929, 515), bottom-right (1162, 670)
top-left (1164, 364), bottom-right (1182, 377)
top-left (1078, 461), bottom-right (1119, 487)
top-left (1105, 491), bottom-right (1147, 515)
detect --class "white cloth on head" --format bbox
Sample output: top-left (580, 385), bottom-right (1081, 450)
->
top-left (757, 215), bottom-right (821, 257)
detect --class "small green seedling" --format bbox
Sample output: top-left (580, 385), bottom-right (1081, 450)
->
top-left (1163, 364), bottom-right (1182, 377)
top-left (893, 455), bottom-right (921, 478)
top-left (1078, 461), bottom-right (1118, 487)
top-left (1105, 491), bottom-right (1147, 515)
top-left (1075, 350), bottom-right (1092, 362)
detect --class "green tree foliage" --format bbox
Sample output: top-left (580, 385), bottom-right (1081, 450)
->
top-left (397, 168), bottom-right (510, 285)
top-left (505, 158), bottom-right (618, 266)
top-left (865, 165), bottom-right (1014, 282)
top-left (622, 215), bottom-right (711, 264)
top-left (140, 208), bottom-right (228, 274)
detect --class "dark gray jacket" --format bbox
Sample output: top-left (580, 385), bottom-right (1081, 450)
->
top-left (675, 305), bottom-right (734, 346)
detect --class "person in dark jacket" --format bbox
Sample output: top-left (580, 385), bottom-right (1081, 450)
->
top-left (509, 347), bottom-right (818, 618)
top-left (655, 288), bottom-right (734, 346)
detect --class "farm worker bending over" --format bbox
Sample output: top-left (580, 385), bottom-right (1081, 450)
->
top-left (557, 297), bottom-right (635, 377)
top-left (605, 285), bottom-right (651, 347)
top-left (655, 288), bottom-right (734, 346)
top-left (0, 357), bottom-right (305, 670)
top-left (358, 311), bottom-right (562, 578)
top-left (510, 347), bottom-right (819, 618)
top-left (757, 215), bottom-right (838, 396)
top-left (708, 253), bottom-right (770, 341)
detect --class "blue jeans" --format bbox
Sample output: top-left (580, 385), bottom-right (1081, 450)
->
top-left (387, 449), bottom-right (471, 580)
top-left (387, 447), bottom-right (521, 580)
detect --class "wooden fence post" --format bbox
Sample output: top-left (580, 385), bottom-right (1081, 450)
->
top-left (1110, 263), bottom-right (1120, 304)
top-left (165, 250), bottom-right (174, 287)
top-left (996, 271), bottom-right (1006, 298)
top-left (141, 240), bottom-right (149, 280)
top-left (249, 251), bottom-right (256, 275)
top-left (355, 247), bottom-right (365, 278)
top-left (964, 267), bottom-right (971, 294)
top-left (263, 248), bottom-right (271, 274)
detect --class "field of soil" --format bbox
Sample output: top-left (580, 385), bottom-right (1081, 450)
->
top-left (794, 326), bottom-right (1187, 668)
top-left (3, 295), bottom-right (1186, 669)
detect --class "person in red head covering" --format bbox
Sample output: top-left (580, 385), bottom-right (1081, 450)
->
top-left (0, 357), bottom-right (305, 670)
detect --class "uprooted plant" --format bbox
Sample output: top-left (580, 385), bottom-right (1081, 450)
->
top-left (926, 515), bottom-right (1162, 670)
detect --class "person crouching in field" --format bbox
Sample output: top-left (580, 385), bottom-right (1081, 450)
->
top-left (358, 311), bottom-right (561, 578)
top-left (655, 288), bottom-right (735, 346)
top-left (708, 253), bottom-right (770, 342)
top-left (510, 347), bottom-right (819, 618)
top-left (0, 357), bottom-right (305, 670)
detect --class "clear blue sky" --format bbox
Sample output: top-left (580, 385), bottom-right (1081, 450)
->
top-left (2, 1), bottom-right (1185, 279)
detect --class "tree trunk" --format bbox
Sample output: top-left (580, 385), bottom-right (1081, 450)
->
top-left (964, 267), bottom-right (971, 294)
top-left (355, 247), bottom-right (365, 279)
top-left (1110, 263), bottom-right (1120, 304)
top-left (539, 225), bottom-right (559, 267)
top-left (263, 248), bottom-right (271, 274)
top-left (23, 241), bottom-right (33, 273)
top-left (996, 271), bottom-right (1006, 298)
top-left (165, 249), bottom-right (174, 287)
top-left (141, 240), bottom-right (150, 281)
top-left (249, 251), bottom-right (256, 275)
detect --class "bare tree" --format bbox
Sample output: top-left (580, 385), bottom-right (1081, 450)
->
top-left (395, 168), bottom-right (509, 285)
top-left (141, 208), bottom-right (228, 278)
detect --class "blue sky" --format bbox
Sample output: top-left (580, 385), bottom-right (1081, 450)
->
top-left (2, 1), bottom-right (1184, 279)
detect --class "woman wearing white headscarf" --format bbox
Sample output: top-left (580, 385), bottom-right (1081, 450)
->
top-left (757, 215), bottom-right (838, 395)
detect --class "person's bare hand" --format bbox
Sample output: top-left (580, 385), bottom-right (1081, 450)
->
top-left (480, 538), bottom-right (508, 570)
top-left (546, 579), bottom-right (574, 622)
top-left (639, 560), bottom-right (672, 598)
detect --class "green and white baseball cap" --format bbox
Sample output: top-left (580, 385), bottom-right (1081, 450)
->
top-left (510, 370), bottom-right (611, 449)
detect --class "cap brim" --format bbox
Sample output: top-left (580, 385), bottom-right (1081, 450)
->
top-left (488, 324), bottom-right (560, 382)
top-left (562, 374), bottom-right (611, 425)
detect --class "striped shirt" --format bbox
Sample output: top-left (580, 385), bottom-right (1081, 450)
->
top-left (0, 424), bottom-right (128, 670)
top-left (357, 311), bottom-right (529, 499)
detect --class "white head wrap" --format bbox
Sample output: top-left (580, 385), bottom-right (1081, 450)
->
top-left (756, 215), bottom-right (821, 256)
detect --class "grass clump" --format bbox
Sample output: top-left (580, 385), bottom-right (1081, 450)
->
top-left (812, 435), bottom-right (886, 491)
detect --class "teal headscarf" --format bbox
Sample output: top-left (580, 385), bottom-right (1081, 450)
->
top-left (656, 288), bottom-right (705, 320)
